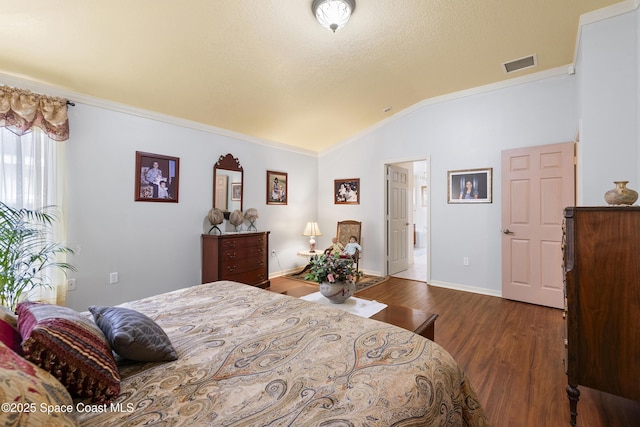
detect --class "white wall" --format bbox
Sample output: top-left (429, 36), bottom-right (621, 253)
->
top-left (2, 3), bottom-right (637, 309)
top-left (318, 6), bottom-right (640, 297)
top-left (319, 75), bottom-right (579, 296)
top-left (577, 8), bottom-right (639, 205)
top-left (64, 104), bottom-right (317, 311)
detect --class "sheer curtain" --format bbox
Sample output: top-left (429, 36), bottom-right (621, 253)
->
top-left (0, 86), bottom-right (69, 305)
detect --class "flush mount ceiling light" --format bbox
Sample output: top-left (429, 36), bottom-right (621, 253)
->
top-left (312, 0), bottom-right (356, 33)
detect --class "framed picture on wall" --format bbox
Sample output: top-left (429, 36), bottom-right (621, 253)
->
top-left (334, 178), bottom-right (360, 204)
top-left (135, 151), bottom-right (180, 203)
top-left (266, 170), bottom-right (288, 205)
top-left (231, 182), bottom-right (242, 201)
top-left (447, 168), bottom-right (492, 203)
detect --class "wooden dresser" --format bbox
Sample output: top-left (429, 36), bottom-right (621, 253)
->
top-left (201, 231), bottom-right (270, 288)
top-left (563, 207), bottom-right (640, 426)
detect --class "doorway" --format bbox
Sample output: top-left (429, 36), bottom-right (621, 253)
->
top-left (385, 158), bottom-right (429, 282)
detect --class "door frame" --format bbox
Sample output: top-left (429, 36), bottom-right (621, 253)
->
top-left (382, 156), bottom-right (431, 282)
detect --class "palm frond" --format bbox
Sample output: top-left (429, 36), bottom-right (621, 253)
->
top-left (0, 201), bottom-right (75, 310)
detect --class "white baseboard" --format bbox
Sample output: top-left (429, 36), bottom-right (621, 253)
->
top-left (428, 280), bottom-right (502, 298)
top-left (269, 267), bottom-right (302, 279)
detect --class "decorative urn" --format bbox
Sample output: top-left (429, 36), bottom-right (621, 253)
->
top-left (604, 181), bottom-right (638, 205)
top-left (319, 280), bottom-right (356, 304)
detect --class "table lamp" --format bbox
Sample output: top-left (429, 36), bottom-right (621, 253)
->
top-left (302, 221), bottom-right (322, 252)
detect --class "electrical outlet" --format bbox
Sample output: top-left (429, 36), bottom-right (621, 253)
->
top-left (271, 250), bottom-right (277, 257)
top-left (463, 257), bottom-right (470, 266)
top-left (109, 272), bottom-right (119, 285)
top-left (67, 278), bottom-right (77, 291)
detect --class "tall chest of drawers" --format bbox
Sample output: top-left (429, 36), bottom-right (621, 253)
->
top-left (563, 207), bottom-right (640, 426)
top-left (201, 231), bottom-right (270, 288)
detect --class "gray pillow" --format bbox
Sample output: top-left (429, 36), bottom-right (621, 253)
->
top-left (89, 306), bottom-right (177, 362)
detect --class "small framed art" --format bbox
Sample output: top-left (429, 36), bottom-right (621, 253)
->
top-left (231, 182), bottom-right (242, 201)
top-left (335, 178), bottom-right (360, 204)
top-left (447, 168), bottom-right (492, 203)
top-left (135, 151), bottom-right (179, 202)
top-left (266, 170), bottom-right (287, 205)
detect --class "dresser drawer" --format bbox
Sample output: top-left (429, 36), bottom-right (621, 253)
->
top-left (220, 235), bottom-right (267, 251)
top-left (220, 246), bottom-right (267, 263)
top-left (220, 255), bottom-right (267, 275)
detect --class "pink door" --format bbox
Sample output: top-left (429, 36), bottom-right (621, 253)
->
top-left (501, 142), bottom-right (575, 308)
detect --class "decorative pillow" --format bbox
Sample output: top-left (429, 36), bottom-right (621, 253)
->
top-left (16, 302), bottom-right (120, 404)
top-left (0, 341), bottom-right (78, 427)
top-left (0, 305), bottom-right (18, 329)
top-left (0, 318), bottom-right (21, 353)
top-left (89, 306), bottom-right (178, 362)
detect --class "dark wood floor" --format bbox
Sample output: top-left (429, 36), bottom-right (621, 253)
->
top-left (271, 276), bottom-right (640, 427)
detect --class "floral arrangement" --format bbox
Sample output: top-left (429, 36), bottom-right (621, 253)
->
top-left (304, 253), bottom-right (361, 284)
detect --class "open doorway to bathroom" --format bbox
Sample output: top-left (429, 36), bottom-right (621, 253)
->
top-left (386, 158), bottom-right (429, 282)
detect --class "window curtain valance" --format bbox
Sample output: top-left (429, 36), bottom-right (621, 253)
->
top-left (0, 86), bottom-right (69, 141)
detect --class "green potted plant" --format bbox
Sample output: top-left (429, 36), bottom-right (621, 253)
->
top-left (0, 201), bottom-right (75, 311)
top-left (304, 253), bottom-right (361, 304)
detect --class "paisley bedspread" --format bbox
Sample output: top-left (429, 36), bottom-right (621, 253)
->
top-left (77, 281), bottom-right (489, 426)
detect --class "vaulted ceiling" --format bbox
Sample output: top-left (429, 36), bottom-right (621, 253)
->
top-left (0, 0), bottom-right (623, 152)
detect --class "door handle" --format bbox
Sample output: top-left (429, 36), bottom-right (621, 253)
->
top-left (502, 229), bottom-right (514, 235)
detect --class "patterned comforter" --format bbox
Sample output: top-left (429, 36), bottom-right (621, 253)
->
top-left (77, 281), bottom-right (489, 426)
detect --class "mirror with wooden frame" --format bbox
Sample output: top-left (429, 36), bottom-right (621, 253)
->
top-left (213, 153), bottom-right (243, 214)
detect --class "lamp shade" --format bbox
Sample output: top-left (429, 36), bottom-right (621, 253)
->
top-left (303, 221), bottom-right (322, 252)
top-left (312, 0), bottom-right (355, 33)
top-left (302, 221), bottom-right (322, 237)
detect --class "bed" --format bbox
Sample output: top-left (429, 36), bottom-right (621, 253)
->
top-left (5, 281), bottom-right (490, 426)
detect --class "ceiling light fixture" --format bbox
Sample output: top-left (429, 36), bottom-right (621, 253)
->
top-left (312, 0), bottom-right (356, 33)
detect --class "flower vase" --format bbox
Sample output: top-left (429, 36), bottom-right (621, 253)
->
top-left (604, 181), bottom-right (638, 205)
top-left (319, 280), bottom-right (356, 304)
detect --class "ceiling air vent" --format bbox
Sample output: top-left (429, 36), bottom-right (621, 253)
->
top-left (502, 54), bottom-right (537, 74)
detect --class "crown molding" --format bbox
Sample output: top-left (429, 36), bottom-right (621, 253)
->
top-left (0, 71), bottom-right (317, 158)
top-left (3, 2), bottom-right (635, 158)
top-left (321, 65), bottom-right (570, 156)
top-left (322, 1), bottom-right (640, 157)
top-left (573, 0), bottom-right (640, 63)
top-left (579, 0), bottom-right (639, 26)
